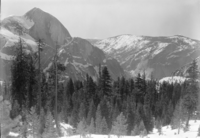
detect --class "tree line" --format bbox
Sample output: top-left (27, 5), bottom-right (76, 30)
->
top-left (1, 36), bottom-right (199, 137)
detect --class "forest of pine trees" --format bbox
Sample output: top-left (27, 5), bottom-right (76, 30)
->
top-left (1, 34), bottom-right (200, 137)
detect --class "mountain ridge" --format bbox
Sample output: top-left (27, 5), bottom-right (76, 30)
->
top-left (0, 8), bottom-right (125, 81)
top-left (90, 34), bottom-right (200, 79)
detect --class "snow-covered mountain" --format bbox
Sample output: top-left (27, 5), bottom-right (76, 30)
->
top-left (91, 35), bottom-right (200, 79)
top-left (0, 8), bottom-right (124, 81)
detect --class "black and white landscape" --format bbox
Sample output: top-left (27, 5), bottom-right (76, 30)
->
top-left (0, 0), bottom-right (200, 138)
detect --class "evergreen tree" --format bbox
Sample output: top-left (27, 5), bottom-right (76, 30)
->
top-left (183, 59), bottom-right (199, 128)
top-left (143, 86), bottom-right (154, 133)
top-left (135, 73), bottom-right (146, 105)
top-left (69, 103), bottom-right (79, 128)
top-left (86, 100), bottom-right (96, 125)
top-left (131, 120), bottom-right (146, 136)
top-left (27, 54), bottom-right (37, 109)
top-left (100, 98), bottom-right (110, 128)
top-left (95, 104), bottom-right (102, 134)
top-left (87, 117), bottom-right (95, 134)
top-left (27, 107), bottom-right (40, 138)
top-left (84, 75), bottom-right (96, 106)
top-left (76, 118), bottom-right (87, 138)
top-left (11, 37), bottom-right (36, 111)
top-left (164, 101), bottom-right (173, 125)
top-left (112, 102), bottom-right (120, 124)
top-left (125, 98), bottom-right (135, 135)
top-left (111, 112), bottom-right (127, 138)
top-left (101, 66), bottom-right (112, 98)
top-left (42, 110), bottom-right (58, 138)
top-left (38, 108), bottom-right (46, 136)
top-left (66, 78), bottom-right (75, 97)
top-left (79, 102), bottom-right (87, 121)
top-left (171, 99), bottom-right (186, 134)
top-left (101, 117), bottom-right (109, 134)
top-left (63, 78), bottom-right (74, 118)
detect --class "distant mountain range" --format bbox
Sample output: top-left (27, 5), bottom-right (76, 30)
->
top-left (89, 34), bottom-right (200, 79)
top-left (0, 7), bottom-right (199, 82)
top-left (0, 8), bottom-right (124, 81)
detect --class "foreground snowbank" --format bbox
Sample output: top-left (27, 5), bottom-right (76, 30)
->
top-left (61, 120), bottom-right (200, 138)
top-left (7, 120), bottom-right (200, 138)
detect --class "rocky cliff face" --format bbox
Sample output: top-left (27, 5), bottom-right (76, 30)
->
top-left (0, 8), bottom-right (124, 81)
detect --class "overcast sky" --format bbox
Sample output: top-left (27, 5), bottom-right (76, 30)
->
top-left (1, 0), bottom-right (200, 40)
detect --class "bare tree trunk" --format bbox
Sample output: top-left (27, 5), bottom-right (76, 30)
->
top-left (186, 112), bottom-right (191, 129)
top-left (55, 43), bottom-right (61, 136)
top-left (38, 40), bottom-right (41, 113)
top-left (178, 99), bottom-right (182, 134)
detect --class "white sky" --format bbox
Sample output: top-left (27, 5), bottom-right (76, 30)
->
top-left (1, 0), bottom-right (200, 40)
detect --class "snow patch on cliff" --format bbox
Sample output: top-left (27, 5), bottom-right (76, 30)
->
top-left (159, 76), bottom-right (186, 84)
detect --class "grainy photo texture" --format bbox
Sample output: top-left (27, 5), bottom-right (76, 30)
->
top-left (0, 0), bottom-right (200, 138)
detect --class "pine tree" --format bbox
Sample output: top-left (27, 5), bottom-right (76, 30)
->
top-left (35, 38), bottom-right (44, 116)
top-left (11, 37), bottom-right (36, 111)
top-left (143, 86), bottom-right (154, 133)
top-left (38, 108), bottom-right (46, 137)
top-left (63, 78), bottom-right (74, 118)
top-left (112, 102), bottom-right (120, 124)
top-left (155, 119), bottom-right (162, 135)
top-left (134, 104), bottom-right (142, 127)
top-left (135, 73), bottom-right (146, 105)
top-left (28, 107), bottom-right (40, 138)
top-left (125, 99), bottom-right (135, 135)
top-left (69, 104), bottom-right (79, 128)
top-left (111, 112), bottom-right (127, 138)
top-left (87, 117), bottom-right (95, 134)
top-left (66, 78), bottom-right (74, 97)
top-left (42, 110), bottom-right (58, 138)
top-left (84, 75), bottom-right (96, 106)
top-left (76, 118), bottom-right (87, 138)
top-left (171, 99), bottom-right (186, 134)
top-left (86, 100), bottom-right (96, 125)
top-left (0, 98), bottom-right (21, 138)
top-left (137, 120), bottom-right (146, 136)
top-left (100, 98), bottom-right (110, 128)
top-left (101, 66), bottom-right (112, 98)
top-left (95, 104), bottom-right (102, 134)
top-left (79, 102), bottom-right (87, 121)
top-left (131, 122), bottom-right (146, 137)
top-left (131, 125), bottom-right (139, 136)
top-left (183, 59), bottom-right (199, 128)
top-left (101, 117), bottom-right (109, 134)
top-left (10, 100), bottom-right (20, 119)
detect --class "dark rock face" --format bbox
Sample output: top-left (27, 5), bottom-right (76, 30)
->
top-left (0, 8), bottom-right (124, 81)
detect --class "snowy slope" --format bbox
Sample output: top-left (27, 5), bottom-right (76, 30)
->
top-left (91, 35), bottom-right (200, 79)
